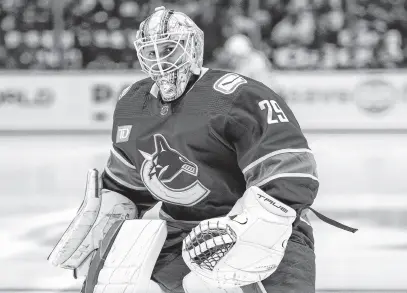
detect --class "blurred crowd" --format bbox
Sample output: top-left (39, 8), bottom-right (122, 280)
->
top-left (0, 0), bottom-right (407, 70)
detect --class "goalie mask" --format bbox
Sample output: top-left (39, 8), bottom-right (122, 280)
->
top-left (134, 6), bottom-right (204, 102)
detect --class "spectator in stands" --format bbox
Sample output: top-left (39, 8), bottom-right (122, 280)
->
top-left (215, 33), bottom-right (273, 85)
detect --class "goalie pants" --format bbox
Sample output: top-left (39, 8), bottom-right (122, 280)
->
top-left (152, 222), bottom-right (316, 293)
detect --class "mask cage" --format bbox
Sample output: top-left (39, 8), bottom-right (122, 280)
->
top-left (135, 31), bottom-right (195, 77)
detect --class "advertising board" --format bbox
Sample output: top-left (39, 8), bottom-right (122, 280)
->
top-left (1, 70), bottom-right (406, 131)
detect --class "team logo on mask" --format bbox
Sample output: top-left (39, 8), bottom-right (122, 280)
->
top-left (138, 134), bottom-right (210, 206)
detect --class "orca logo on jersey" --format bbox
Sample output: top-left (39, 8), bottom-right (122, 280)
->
top-left (138, 134), bottom-right (210, 206)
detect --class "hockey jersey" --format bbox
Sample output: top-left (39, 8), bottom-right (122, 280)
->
top-left (102, 68), bottom-right (319, 247)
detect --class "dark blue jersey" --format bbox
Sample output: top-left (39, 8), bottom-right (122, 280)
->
top-left (102, 68), bottom-right (319, 246)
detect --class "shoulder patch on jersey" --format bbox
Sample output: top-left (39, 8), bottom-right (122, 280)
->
top-left (213, 73), bottom-right (247, 95)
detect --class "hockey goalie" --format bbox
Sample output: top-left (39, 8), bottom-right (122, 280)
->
top-left (49, 6), bottom-right (356, 293)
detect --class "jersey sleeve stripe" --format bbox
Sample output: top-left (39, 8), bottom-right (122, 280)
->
top-left (110, 147), bottom-right (136, 170)
top-left (105, 150), bottom-right (146, 190)
top-left (104, 167), bottom-right (147, 191)
top-left (242, 148), bottom-right (313, 174)
top-left (251, 173), bottom-right (319, 188)
top-left (244, 151), bottom-right (318, 187)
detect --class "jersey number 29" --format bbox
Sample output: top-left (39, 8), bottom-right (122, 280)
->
top-left (258, 100), bottom-right (289, 124)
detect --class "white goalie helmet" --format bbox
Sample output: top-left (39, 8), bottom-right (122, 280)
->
top-left (134, 6), bottom-right (204, 102)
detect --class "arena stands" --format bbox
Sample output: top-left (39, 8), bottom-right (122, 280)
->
top-left (0, 0), bottom-right (406, 70)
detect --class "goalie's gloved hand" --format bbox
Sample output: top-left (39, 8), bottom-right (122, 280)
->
top-left (182, 186), bottom-right (296, 288)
